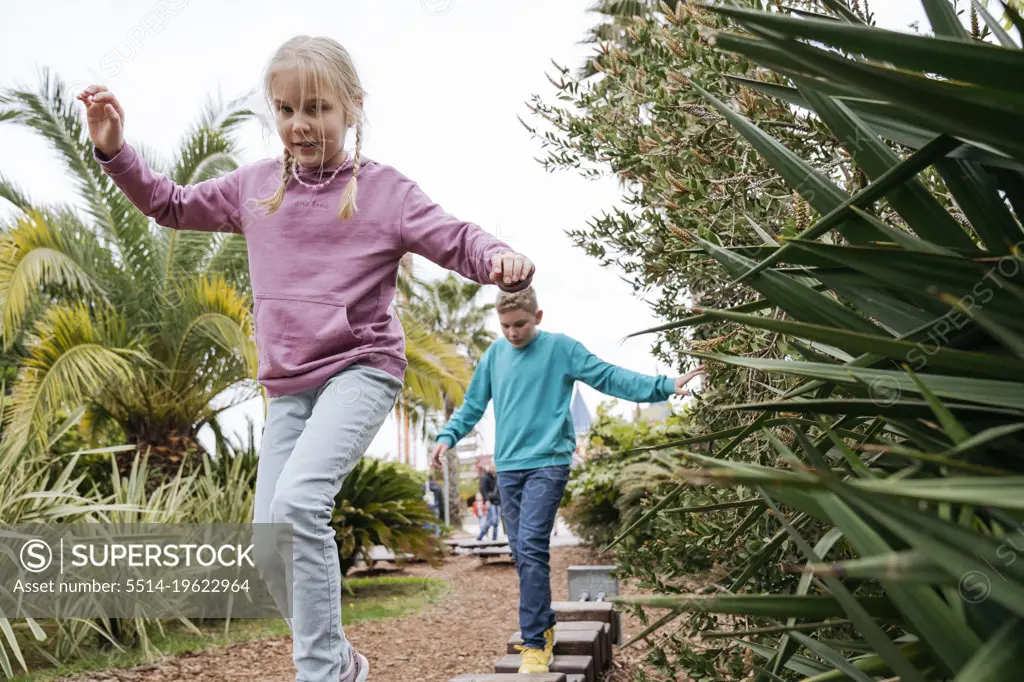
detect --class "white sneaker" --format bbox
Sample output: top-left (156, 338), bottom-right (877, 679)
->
top-left (340, 650), bottom-right (369, 682)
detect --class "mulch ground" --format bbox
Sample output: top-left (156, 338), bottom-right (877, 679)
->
top-left (53, 545), bottom-right (658, 682)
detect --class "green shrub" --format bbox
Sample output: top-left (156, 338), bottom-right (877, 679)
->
top-left (332, 457), bottom-right (444, 580)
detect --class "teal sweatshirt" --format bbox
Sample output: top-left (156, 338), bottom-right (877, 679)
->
top-left (436, 330), bottom-right (676, 472)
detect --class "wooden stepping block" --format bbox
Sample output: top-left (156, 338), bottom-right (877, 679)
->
top-left (508, 628), bottom-right (604, 671)
top-left (450, 675), bottom-right (567, 682)
top-left (466, 539), bottom-right (510, 547)
top-left (495, 654), bottom-right (594, 682)
top-left (553, 622), bottom-right (611, 669)
top-left (448, 538), bottom-right (509, 549)
top-left (473, 547), bottom-right (513, 559)
top-left (552, 601), bottom-right (622, 644)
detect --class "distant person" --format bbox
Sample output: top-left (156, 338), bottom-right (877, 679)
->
top-left (424, 473), bottom-right (445, 535)
top-left (79, 34), bottom-right (534, 682)
top-left (477, 461), bottom-right (502, 542)
top-left (473, 492), bottom-right (488, 524)
top-left (430, 286), bottom-right (703, 673)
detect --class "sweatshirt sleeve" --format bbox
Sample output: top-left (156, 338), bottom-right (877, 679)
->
top-left (95, 143), bottom-right (243, 234)
top-left (569, 337), bottom-right (675, 403)
top-left (399, 181), bottom-right (532, 293)
top-left (436, 349), bottom-right (493, 447)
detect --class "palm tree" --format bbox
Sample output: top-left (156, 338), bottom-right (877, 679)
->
top-left (410, 273), bottom-right (497, 364)
top-left (392, 258), bottom-right (485, 468)
top-left (405, 273), bottom-right (497, 525)
top-left (397, 306), bottom-right (474, 464)
top-left (0, 71), bottom-right (257, 470)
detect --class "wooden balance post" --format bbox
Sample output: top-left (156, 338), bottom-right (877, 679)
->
top-left (449, 565), bottom-right (621, 682)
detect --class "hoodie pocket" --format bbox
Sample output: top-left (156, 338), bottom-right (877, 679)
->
top-left (253, 295), bottom-right (361, 376)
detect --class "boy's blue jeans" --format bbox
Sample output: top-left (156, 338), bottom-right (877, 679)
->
top-left (498, 464), bottom-right (572, 650)
top-left (252, 364), bottom-right (402, 682)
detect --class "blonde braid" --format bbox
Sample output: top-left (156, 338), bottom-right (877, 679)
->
top-left (338, 123), bottom-right (362, 220)
top-left (258, 149), bottom-right (295, 214)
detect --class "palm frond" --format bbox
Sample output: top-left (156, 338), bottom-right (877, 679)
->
top-left (168, 272), bottom-right (256, 398)
top-left (160, 101), bottom-right (253, 296)
top-left (172, 91), bottom-right (255, 185)
top-left (0, 173), bottom-right (32, 212)
top-left (194, 90), bottom-right (260, 137)
top-left (171, 130), bottom-right (240, 187)
top-left (405, 272), bottom-right (498, 362)
top-left (0, 210), bottom-right (110, 349)
top-left (1, 70), bottom-right (157, 283)
top-left (191, 152), bottom-right (239, 184)
top-left (78, 400), bottom-right (122, 446)
top-left (204, 233), bottom-right (250, 294)
top-left (5, 303), bottom-right (144, 454)
top-left (401, 311), bottom-right (472, 410)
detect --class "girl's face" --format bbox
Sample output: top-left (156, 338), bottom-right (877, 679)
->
top-left (271, 68), bottom-right (348, 169)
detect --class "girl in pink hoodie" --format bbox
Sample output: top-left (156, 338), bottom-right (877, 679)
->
top-left (79, 35), bottom-right (533, 682)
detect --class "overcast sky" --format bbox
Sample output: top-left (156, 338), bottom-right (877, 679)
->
top-left (1, 1), bottom-right (931, 468)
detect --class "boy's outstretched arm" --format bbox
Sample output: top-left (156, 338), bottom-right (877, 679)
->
top-left (570, 339), bottom-right (705, 403)
top-left (399, 182), bottom-right (534, 292)
top-left (430, 349), bottom-right (494, 468)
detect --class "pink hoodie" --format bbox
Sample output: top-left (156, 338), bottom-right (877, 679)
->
top-left (96, 144), bottom-right (531, 397)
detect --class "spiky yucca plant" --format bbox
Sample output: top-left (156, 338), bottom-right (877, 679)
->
top-left (606, 2), bottom-right (1024, 680)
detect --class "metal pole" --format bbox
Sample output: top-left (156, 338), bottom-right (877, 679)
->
top-left (442, 452), bottom-right (451, 527)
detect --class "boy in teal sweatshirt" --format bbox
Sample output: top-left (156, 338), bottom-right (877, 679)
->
top-left (430, 287), bottom-right (703, 673)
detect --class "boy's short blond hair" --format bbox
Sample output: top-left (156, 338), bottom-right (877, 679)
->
top-left (496, 286), bottom-right (538, 315)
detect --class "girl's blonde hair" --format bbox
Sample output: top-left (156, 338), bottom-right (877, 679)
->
top-left (257, 35), bottom-right (365, 220)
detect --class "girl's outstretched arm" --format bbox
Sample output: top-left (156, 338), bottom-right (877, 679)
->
top-left (79, 85), bottom-right (243, 234)
top-left (399, 181), bottom-right (533, 292)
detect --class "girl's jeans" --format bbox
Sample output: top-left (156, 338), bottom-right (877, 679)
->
top-left (252, 364), bottom-right (401, 681)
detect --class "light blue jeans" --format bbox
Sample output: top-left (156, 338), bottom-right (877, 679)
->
top-left (252, 364), bottom-right (402, 682)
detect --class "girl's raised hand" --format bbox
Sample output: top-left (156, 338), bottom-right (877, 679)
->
top-left (77, 85), bottom-right (125, 159)
top-left (490, 251), bottom-right (534, 287)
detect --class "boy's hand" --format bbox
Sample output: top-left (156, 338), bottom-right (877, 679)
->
top-left (77, 85), bottom-right (125, 159)
top-left (430, 442), bottom-right (449, 469)
top-left (490, 251), bottom-right (534, 287)
top-left (674, 365), bottom-right (706, 396)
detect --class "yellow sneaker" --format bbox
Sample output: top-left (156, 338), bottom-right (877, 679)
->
top-left (543, 626), bottom-right (556, 656)
top-left (516, 645), bottom-right (553, 673)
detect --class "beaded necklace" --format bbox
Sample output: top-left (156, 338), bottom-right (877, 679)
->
top-left (290, 161), bottom-right (345, 191)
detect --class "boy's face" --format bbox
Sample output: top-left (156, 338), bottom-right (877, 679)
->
top-left (499, 308), bottom-right (542, 349)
